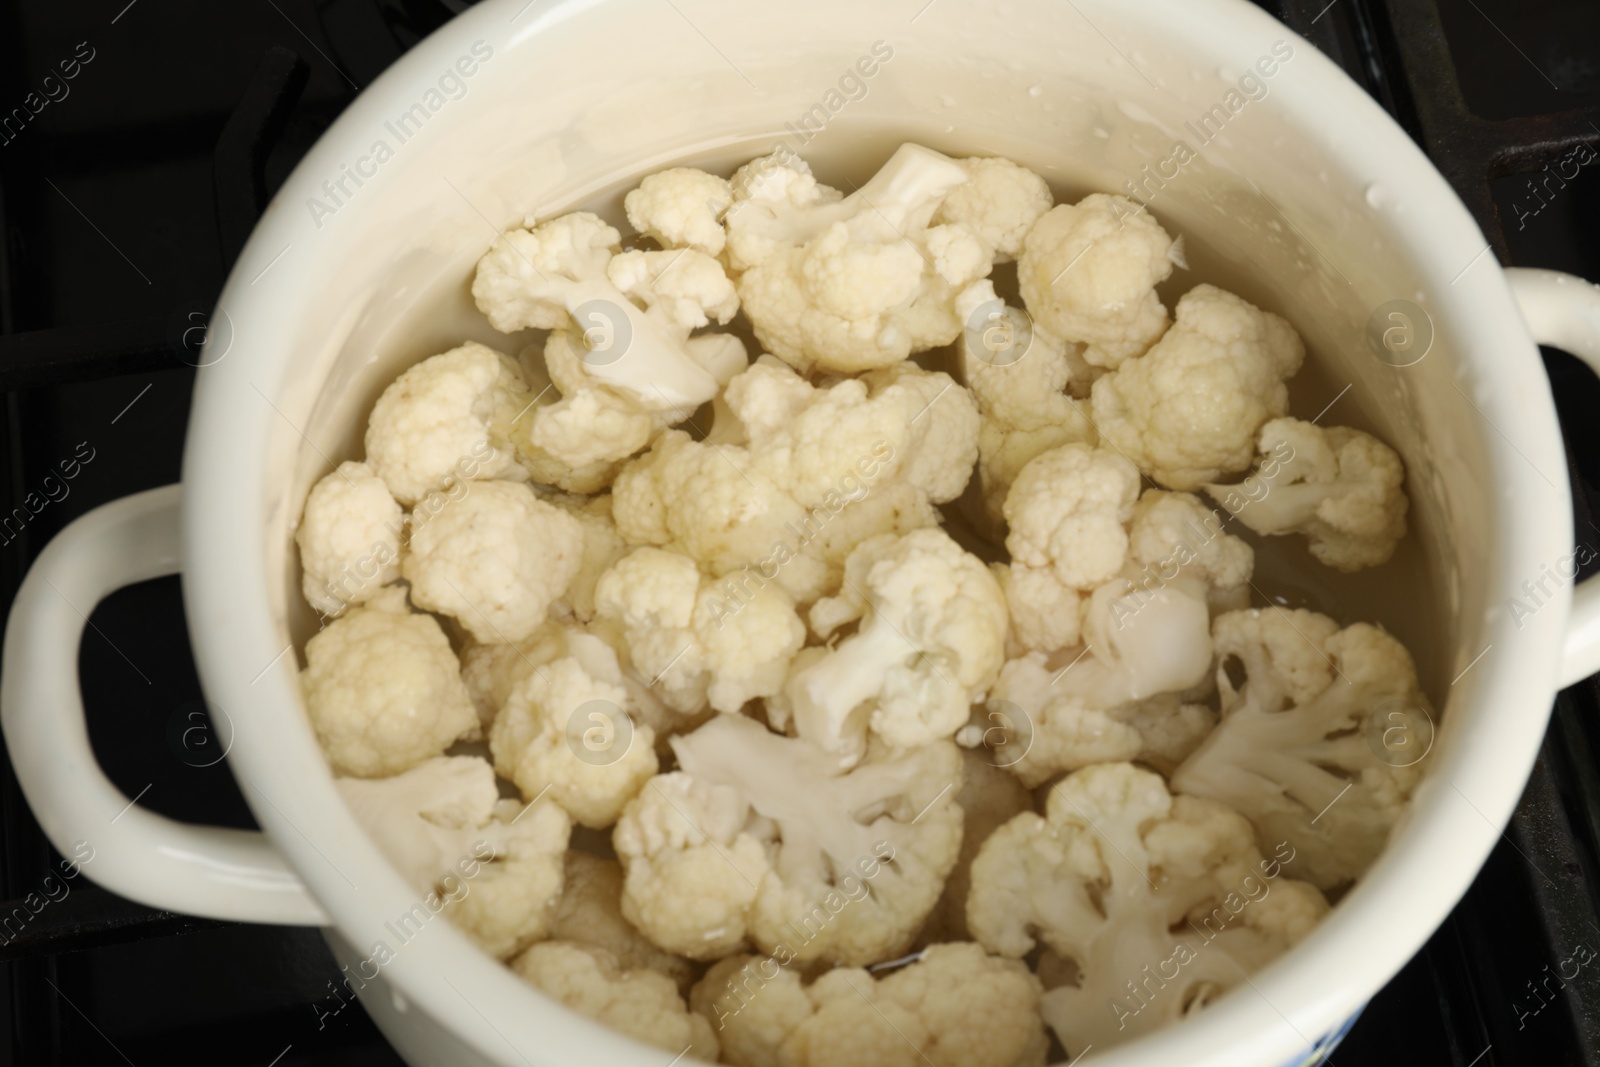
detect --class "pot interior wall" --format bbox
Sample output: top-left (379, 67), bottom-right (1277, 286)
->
top-left (269, 0), bottom-right (1486, 741)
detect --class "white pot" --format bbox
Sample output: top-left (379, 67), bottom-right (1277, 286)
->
top-left (6, 0), bottom-right (1600, 1064)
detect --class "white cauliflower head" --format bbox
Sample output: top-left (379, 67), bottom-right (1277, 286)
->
top-left (624, 166), bottom-right (734, 255)
top-left (458, 627), bottom-right (563, 739)
top-left (727, 144), bottom-right (987, 374)
top-left (984, 650), bottom-right (1217, 789)
top-left (967, 763), bottom-right (1329, 1058)
top-left (611, 769), bottom-right (771, 961)
top-left (789, 529), bottom-right (1009, 767)
top-left (608, 247), bottom-right (740, 332)
top-left (513, 940), bottom-right (719, 1061)
top-left (489, 654), bottom-right (659, 828)
top-left (1005, 481), bottom-right (1255, 670)
top-left (956, 281), bottom-right (1099, 528)
top-left (549, 851), bottom-right (694, 992)
top-left (693, 942), bottom-right (1047, 1067)
top-left (934, 155), bottom-right (1055, 262)
top-left (1000, 443), bottom-right (1140, 652)
top-left (1123, 489), bottom-right (1255, 608)
top-left (1005, 443), bottom-right (1142, 590)
top-left (1018, 195), bottom-right (1175, 369)
top-left (615, 714), bottom-right (965, 967)
top-left (402, 480), bottom-right (584, 644)
top-left (607, 430), bottom-right (831, 603)
top-left (722, 150), bottom-right (843, 269)
top-left (1090, 284), bottom-right (1305, 490)
top-left (723, 358), bottom-right (979, 508)
top-left (300, 588), bottom-right (476, 777)
top-left (1205, 417), bottom-right (1409, 571)
top-left (525, 335), bottom-right (659, 471)
top-left (594, 546), bottom-right (806, 716)
top-left (1171, 608), bottom-right (1434, 890)
top-left (363, 342), bottom-right (527, 505)
top-left (295, 461), bottom-right (403, 617)
top-left (607, 359), bottom-right (974, 605)
top-left (1054, 574), bottom-right (1217, 711)
top-left (860, 362), bottom-right (981, 505)
top-left (470, 211), bottom-right (721, 412)
top-left (519, 242), bottom-right (745, 472)
top-left (335, 755), bottom-right (571, 958)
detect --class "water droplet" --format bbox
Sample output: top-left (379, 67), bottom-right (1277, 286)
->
top-left (1365, 183), bottom-right (1387, 209)
top-left (1028, 85), bottom-right (1043, 97)
top-left (940, 95), bottom-right (957, 108)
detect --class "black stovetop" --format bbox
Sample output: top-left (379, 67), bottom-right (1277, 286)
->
top-left (1, 0), bottom-right (1598, 1064)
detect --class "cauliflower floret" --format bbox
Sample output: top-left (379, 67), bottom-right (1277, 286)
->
top-left (295, 461), bottom-right (403, 617)
top-left (550, 852), bottom-right (695, 992)
top-left (985, 651), bottom-right (1217, 788)
top-left (608, 247), bottom-right (740, 331)
top-left (489, 655), bottom-right (659, 828)
top-left (956, 281), bottom-right (1099, 528)
top-left (1091, 284), bottom-right (1305, 489)
top-left (1005, 443), bottom-right (1142, 590)
top-left (1123, 489), bottom-right (1254, 613)
top-left (471, 211), bottom-right (720, 413)
top-left (402, 480), bottom-right (584, 644)
top-left (1001, 444), bottom-right (1140, 651)
top-left (690, 955), bottom-right (817, 1067)
top-left (459, 626), bottom-right (568, 737)
top-left (624, 166), bottom-right (734, 255)
top-left (861, 362), bottom-right (981, 505)
top-left (607, 358), bottom-right (976, 605)
top-left (616, 714), bottom-right (964, 966)
top-left (363, 343), bottom-right (528, 504)
top-left (464, 620), bottom-right (698, 744)
top-left (807, 481), bottom-right (942, 588)
top-left (523, 244), bottom-right (746, 472)
top-left (934, 156), bottom-right (1055, 263)
top-left (789, 529), bottom-right (1008, 767)
top-left (723, 358), bottom-right (979, 508)
top-left (1171, 608), bottom-right (1435, 890)
top-left (694, 943), bottom-right (1047, 1067)
top-left (300, 588), bottom-right (476, 777)
top-left (966, 763), bottom-right (1329, 1057)
top-left (991, 445), bottom-right (1248, 771)
top-left (518, 435), bottom-right (628, 494)
top-left (608, 430), bottom-right (831, 602)
top-left (594, 547), bottom-right (806, 716)
top-left (748, 968), bottom-right (932, 1067)
top-left (1205, 417), bottom-right (1409, 571)
top-left (526, 345), bottom-right (659, 471)
top-left (612, 770), bottom-right (770, 960)
top-left (514, 941), bottom-right (719, 1061)
top-left (726, 144), bottom-right (986, 373)
top-left (336, 755), bottom-right (571, 958)
top-left (722, 151), bottom-right (844, 271)
top-left (1057, 574), bottom-right (1217, 710)
top-left (1017, 194), bottom-right (1175, 369)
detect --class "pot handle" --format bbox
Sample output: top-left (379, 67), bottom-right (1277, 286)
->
top-left (1506, 268), bottom-right (1600, 688)
top-left (0, 485), bottom-right (328, 925)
